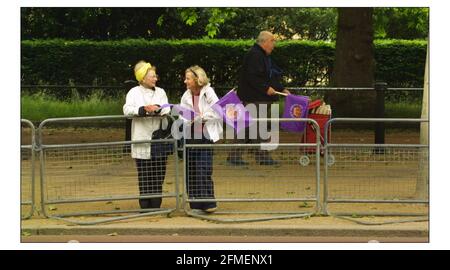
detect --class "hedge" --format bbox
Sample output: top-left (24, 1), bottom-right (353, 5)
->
top-left (21, 39), bottom-right (427, 99)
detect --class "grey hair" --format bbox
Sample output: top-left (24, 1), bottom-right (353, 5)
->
top-left (256, 31), bottom-right (274, 45)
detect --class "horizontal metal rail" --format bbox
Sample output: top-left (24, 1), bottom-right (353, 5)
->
top-left (40, 139), bottom-right (175, 149)
top-left (326, 199), bottom-right (428, 204)
top-left (185, 143), bottom-right (317, 148)
top-left (46, 193), bottom-right (178, 204)
top-left (326, 143), bottom-right (428, 148)
top-left (184, 198), bottom-right (318, 203)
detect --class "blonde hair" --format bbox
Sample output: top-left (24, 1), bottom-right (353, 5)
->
top-left (185, 65), bottom-right (210, 87)
top-left (134, 60), bottom-right (156, 82)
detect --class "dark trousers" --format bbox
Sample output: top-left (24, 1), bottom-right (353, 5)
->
top-left (135, 157), bottom-right (168, 209)
top-left (185, 137), bottom-right (217, 210)
top-left (228, 101), bottom-right (273, 160)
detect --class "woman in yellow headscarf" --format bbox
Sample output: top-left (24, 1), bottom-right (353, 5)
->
top-left (123, 60), bottom-right (171, 210)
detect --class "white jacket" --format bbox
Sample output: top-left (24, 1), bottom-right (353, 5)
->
top-left (180, 84), bottom-right (223, 142)
top-left (123, 85), bottom-right (170, 159)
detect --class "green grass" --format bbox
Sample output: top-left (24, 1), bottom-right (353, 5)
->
top-left (21, 92), bottom-right (423, 122)
top-left (21, 93), bottom-right (124, 121)
top-left (385, 101), bottom-right (422, 118)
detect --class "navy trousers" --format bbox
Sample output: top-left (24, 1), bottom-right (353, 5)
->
top-left (185, 137), bottom-right (217, 210)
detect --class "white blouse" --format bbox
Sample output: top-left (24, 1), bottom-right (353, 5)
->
top-left (123, 85), bottom-right (170, 159)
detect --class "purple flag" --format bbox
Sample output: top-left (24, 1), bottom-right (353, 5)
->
top-left (281, 94), bottom-right (309, 132)
top-left (212, 89), bottom-right (252, 134)
top-left (161, 104), bottom-right (197, 121)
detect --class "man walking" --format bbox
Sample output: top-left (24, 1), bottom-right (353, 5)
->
top-left (227, 31), bottom-right (290, 166)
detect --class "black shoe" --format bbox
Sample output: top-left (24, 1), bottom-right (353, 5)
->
top-left (226, 157), bottom-right (249, 166)
top-left (257, 156), bottom-right (280, 166)
top-left (190, 202), bottom-right (217, 213)
top-left (259, 159), bottom-right (279, 165)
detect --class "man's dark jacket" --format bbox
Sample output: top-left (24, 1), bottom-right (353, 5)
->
top-left (237, 43), bottom-right (284, 103)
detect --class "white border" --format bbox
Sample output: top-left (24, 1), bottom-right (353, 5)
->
top-left (4, 0), bottom-right (449, 250)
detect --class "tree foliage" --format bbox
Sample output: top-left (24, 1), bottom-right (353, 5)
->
top-left (21, 7), bottom-right (428, 41)
top-left (373, 8), bottom-right (429, 39)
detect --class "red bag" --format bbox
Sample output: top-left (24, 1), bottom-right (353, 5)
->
top-left (301, 113), bottom-right (331, 155)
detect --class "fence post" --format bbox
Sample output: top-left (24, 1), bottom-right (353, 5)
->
top-left (374, 82), bottom-right (386, 152)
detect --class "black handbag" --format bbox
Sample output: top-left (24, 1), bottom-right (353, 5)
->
top-left (151, 116), bottom-right (175, 157)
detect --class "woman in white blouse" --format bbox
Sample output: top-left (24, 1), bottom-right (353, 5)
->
top-left (123, 61), bottom-right (171, 210)
top-left (180, 65), bottom-right (223, 213)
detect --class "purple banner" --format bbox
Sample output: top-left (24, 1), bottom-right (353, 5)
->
top-left (212, 89), bottom-right (252, 134)
top-left (280, 94), bottom-right (309, 132)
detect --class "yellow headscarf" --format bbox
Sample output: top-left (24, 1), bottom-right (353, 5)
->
top-left (134, 62), bottom-right (152, 82)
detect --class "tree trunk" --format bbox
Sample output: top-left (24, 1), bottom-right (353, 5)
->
top-left (327, 7), bottom-right (375, 117)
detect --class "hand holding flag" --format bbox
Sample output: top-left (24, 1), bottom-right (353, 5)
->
top-left (160, 103), bottom-right (198, 121)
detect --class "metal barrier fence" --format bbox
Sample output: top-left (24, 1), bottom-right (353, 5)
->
top-left (20, 114), bottom-right (430, 225)
top-left (323, 118), bottom-right (429, 222)
top-left (37, 115), bottom-right (179, 225)
top-left (184, 118), bottom-right (321, 223)
top-left (21, 119), bottom-right (36, 219)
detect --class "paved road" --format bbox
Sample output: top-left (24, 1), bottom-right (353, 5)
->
top-left (22, 234), bottom-right (428, 243)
